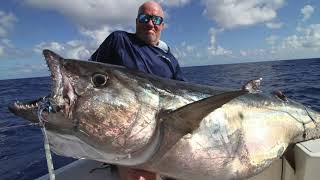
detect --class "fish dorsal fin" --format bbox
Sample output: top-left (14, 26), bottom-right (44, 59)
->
top-left (242, 78), bottom-right (262, 93)
top-left (144, 90), bottom-right (247, 165)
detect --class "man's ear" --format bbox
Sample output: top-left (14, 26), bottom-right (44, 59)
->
top-left (162, 22), bottom-right (166, 29)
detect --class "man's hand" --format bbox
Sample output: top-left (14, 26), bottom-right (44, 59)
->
top-left (118, 166), bottom-right (157, 180)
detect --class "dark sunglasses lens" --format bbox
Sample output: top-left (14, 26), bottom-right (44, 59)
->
top-left (138, 14), bottom-right (149, 23)
top-left (152, 16), bottom-right (163, 25)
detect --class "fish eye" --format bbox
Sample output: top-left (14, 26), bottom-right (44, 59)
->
top-left (92, 73), bottom-right (108, 88)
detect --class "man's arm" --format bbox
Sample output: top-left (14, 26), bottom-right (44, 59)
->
top-left (174, 63), bottom-right (186, 81)
top-left (90, 33), bottom-right (113, 62)
top-left (166, 48), bottom-right (186, 81)
top-left (90, 32), bottom-right (123, 66)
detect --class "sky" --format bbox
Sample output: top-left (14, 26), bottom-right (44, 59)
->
top-left (1, 0), bottom-right (320, 80)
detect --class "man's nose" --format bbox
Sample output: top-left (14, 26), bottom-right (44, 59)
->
top-left (146, 19), bottom-right (154, 27)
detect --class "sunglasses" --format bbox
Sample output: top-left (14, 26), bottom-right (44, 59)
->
top-left (138, 14), bottom-right (163, 25)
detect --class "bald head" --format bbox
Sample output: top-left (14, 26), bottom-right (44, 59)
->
top-left (138, 1), bottom-right (164, 18)
top-left (135, 1), bottom-right (165, 45)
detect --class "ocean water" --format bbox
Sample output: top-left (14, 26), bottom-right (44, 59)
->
top-left (0, 59), bottom-right (319, 180)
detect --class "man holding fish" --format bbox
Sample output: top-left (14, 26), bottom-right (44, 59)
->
top-left (90, 1), bottom-right (183, 179)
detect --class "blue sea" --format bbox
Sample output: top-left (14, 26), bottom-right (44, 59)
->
top-left (0, 59), bottom-right (319, 180)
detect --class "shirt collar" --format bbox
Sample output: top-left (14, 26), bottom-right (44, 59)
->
top-left (155, 40), bottom-right (169, 53)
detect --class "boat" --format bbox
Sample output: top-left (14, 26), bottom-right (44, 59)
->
top-left (36, 139), bottom-right (320, 180)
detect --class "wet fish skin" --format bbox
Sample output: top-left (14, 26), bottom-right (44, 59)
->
top-left (8, 50), bottom-right (320, 180)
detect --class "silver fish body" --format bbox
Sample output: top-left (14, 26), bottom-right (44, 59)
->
top-left (9, 50), bottom-right (320, 180)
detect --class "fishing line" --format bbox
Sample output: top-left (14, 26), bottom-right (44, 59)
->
top-left (303, 105), bottom-right (317, 126)
top-left (38, 97), bottom-right (56, 180)
top-left (281, 157), bottom-right (284, 180)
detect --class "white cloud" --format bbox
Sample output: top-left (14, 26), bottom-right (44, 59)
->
top-left (301, 5), bottom-right (314, 21)
top-left (0, 11), bottom-right (18, 58)
top-left (23, 0), bottom-right (183, 33)
top-left (24, 0), bottom-right (170, 60)
top-left (239, 48), bottom-right (266, 57)
top-left (33, 24), bottom-right (135, 60)
top-left (256, 24), bottom-right (320, 61)
top-left (266, 35), bottom-right (278, 45)
top-left (202, 0), bottom-right (285, 29)
top-left (19, 64), bottom-right (48, 73)
top-left (65, 40), bottom-right (91, 59)
top-left (24, 0), bottom-right (145, 28)
top-left (207, 28), bottom-right (232, 56)
top-left (0, 11), bottom-right (17, 37)
top-left (79, 25), bottom-right (134, 47)
top-left (239, 50), bottom-right (247, 56)
top-left (0, 62), bottom-right (50, 79)
top-left (0, 41), bottom-right (27, 59)
top-left (282, 24), bottom-right (320, 49)
top-left (34, 42), bottom-right (64, 53)
top-left (0, 27), bottom-right (6, 38)
top-left (24, 0), bottom-right (194, 61)
top-left (1, 38), bottom-right (13, 48)
top-left (282, 35), bottom-right (301, 48)
top-left (171, 41), bottom-right (199, 65)
top-left (157, 0), bottom-right (191, 7)
top-left (79, 26), bottom-right (114, 46)
top-left (33, 40), bottom-right (91, 59)
top-left (266, 22), bottom-right (283, 29)
top-left (0, 45), bottom-right (4, 56)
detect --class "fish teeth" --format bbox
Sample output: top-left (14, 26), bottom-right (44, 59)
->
top-left (13, 101), bottom-right (39, 109)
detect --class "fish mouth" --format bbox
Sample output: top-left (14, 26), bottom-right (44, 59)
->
top-left (43, 49), bottom-right (77, 119)
top-left (8, 97), bottom-right (44, 123)
top-left (9, 50), bottom-right (76, 124)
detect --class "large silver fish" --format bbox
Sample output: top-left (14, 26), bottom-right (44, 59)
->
top-left (9, 50), bottom-right (320, 180)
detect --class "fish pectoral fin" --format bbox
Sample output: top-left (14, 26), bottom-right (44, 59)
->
top-left (146, 90), bottom-right (248, 164)
top-left (162, 90), bottom-right (247, 134)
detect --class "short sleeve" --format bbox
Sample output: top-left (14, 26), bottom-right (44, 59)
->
top-left (90, 32), bottom-right (123, 66)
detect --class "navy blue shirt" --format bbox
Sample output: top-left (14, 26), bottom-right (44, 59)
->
top-left (90, 31), bottom-right (185, 81)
